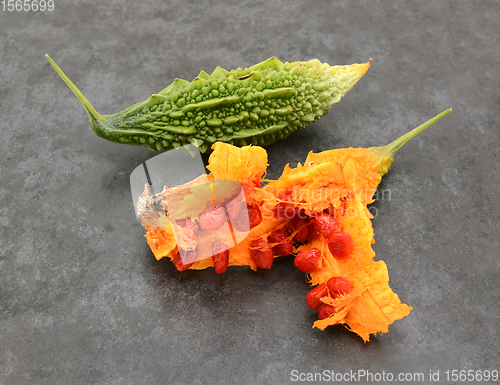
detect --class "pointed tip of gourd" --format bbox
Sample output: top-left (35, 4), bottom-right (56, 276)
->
top-left (363, 58), bottom-right (373, 75)
top-left (346, 58), bottom-right (372, 78)
top-left (328, 58), bottom-right (373, 99)
top-left (370, 108), bottom-right (452, 175)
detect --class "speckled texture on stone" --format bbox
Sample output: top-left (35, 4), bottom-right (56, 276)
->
top-left (1, 1), bottom-right (499, 384)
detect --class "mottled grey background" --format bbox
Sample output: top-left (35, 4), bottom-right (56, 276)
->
top-left (1, 1), bottom-right (499, 384)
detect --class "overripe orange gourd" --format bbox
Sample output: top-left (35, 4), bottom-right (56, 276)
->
top-left (138, 109), bottom-right (451, 341)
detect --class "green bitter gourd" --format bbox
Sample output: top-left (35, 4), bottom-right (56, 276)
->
top-left (46, 55), bottom-right (371, 153)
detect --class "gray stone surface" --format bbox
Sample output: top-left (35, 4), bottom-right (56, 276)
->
top-left (1, 1), bottom-right (499, 384)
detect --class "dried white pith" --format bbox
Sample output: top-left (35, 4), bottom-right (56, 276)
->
top-left (137, 184), bottom-right (168, 228)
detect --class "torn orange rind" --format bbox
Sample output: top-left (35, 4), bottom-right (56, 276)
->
top-left (138, 109), bottom-right (452, 342)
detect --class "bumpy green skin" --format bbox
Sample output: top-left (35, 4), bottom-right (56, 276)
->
top-left (46, 55), bottom-right (370, 153)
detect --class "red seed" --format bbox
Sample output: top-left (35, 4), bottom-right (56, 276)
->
top-left (226, 198), bottom-right (243, 221)
top-left (308, 223), bottom-right (320, 239)
top-left (181, 248), bottom-right (198, 263)
top-left (318, 304), bottom-right (337, 320)
top-left (175, 217), bottom-right (199, 236)
top-left (247, 204), bottom-right (263, 229)
top-left (289, 216), bottom-right (311, 243)
top-left (172, 249), bottom-right (196, 271)
top-left (267, 230), bottom-right (294, 256)
top-left (276, 242), bottom-right (294, 256)
top-left (326, 276), bottom-right (354, 296)
top-left (273, 192), bottom-right (299, 219)
top-left (250, 238), bottom-right (274, 269)
top-left (212, 241), bottom-right (230, 274)
top-left (313, 213), bottom-right (341, 238)
top-left (173, 218), bottom-right (199, 252)
top-left (231, 203), bottom-right (262, 232)
top-left (327, 232), bottom-right (354, 260)
top-left (198, 205), bottom-right (227, 230)
top-left (274, 202), bottom-right (298, 219)
top-left (294, 225), bottom-right (310, 243)
top-left (305, 282), bottom-right (329, 309)
top-left (267, 230), bottom-right (287, 244)
top-left (294, 248), bottom-right (322, 273)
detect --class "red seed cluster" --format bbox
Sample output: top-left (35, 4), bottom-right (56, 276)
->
top-left (171, 190), bottom-right (356, 323)
top-left (306, 276), bottom-right (354, 320)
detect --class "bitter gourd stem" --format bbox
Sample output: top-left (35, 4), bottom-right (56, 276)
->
top-left (45, 54), bottom-right (116, 142)
top-left (369, 108), bottom-right (452, 175)
top-left (45, 54), bottom-right (101, 120)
